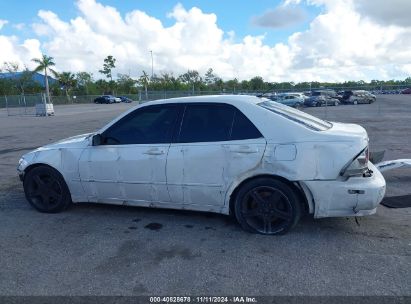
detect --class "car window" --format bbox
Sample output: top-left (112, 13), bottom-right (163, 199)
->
top-left (178, 103), bottom-right (235, 143)
top-left (258, 100), bottom-right (332, 131)
top-left (102, 105), bottom-right (179, 145)
top-left (231, 110), bottom-right (263, 140)
top-left (178, 104), bottom-right (235, 143)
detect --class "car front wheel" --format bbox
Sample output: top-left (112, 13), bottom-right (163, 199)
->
top-left (23, 166), bottom-right (72, 213)
top-left (234, 178), bottom-right (302, 235)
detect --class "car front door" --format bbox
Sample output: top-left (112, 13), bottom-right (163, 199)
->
top-left (166, 103), bottom-right (266, 209)
top-left (79, 104), bottom-right (181, 205)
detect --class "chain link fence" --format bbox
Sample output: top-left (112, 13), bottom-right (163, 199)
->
top-left (1, 85), bottom-right (410, 116)
top-left (1, 94), bottom-right (45, 116)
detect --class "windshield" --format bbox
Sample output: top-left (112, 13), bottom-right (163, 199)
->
top-left (258, 100), bottom-right (333, 131)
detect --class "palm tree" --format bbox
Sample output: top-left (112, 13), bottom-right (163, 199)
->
top-left (32, 54), bottom-right (58, 104)
top-left (139, 70), bottom-right (150, 100)
top-left (57, 72), bottom-right (77, 103)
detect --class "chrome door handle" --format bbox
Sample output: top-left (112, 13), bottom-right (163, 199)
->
top-left (144, 148), bottom-right (165, 155)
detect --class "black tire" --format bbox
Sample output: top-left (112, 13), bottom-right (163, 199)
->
top-left (234, 178), bottom-right (302, 235)
top-left (23, 166), bottom-right (72, 213)
top-left (316, 102), bottom-right (321, 107)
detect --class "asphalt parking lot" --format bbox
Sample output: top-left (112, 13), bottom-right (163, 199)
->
top-left (0, 95), bottom-right (410, 296)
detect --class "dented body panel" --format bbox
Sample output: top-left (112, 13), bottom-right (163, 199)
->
top-left (18, 95), bottom-right (386, 218)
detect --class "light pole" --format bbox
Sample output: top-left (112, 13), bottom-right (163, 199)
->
top-left (150, 50), bottom-right (154, 79)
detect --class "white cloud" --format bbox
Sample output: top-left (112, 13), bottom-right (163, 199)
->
top-left (285, 0), bottom-right (411, 81)
top-left (354, 0), bottom-right (411, 28)
top-left (1, 0), bottom-right (411, 81)
top-left (252, 6), bottom-right (307, 29)
top-left (13, 23), bottom-right (25, 30)
top-left (0, 19), bottom-right (8, 30)
top-left (0, 35), bottom-right (42, 70)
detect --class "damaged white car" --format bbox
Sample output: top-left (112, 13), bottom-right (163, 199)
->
top-left (17, 95), bottom-right (386, 235)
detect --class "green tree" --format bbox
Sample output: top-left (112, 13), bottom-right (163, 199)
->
top-left (249, 76), bottom-right (265, 91)
top-left (31, 54), bottom-right (58, 104)
top-left (3, 62), bottom-right (34, 95)
top-left (117, 73), bottom-right (137, 94)
top-left (226, 78), bottom-right (239, 93)
top-left (99, 55), bottom-right (116, 81)
top-left (75, 72), bottom-right (93, 95)
top-left (204, 68), bottom-right (218, 86)
top-left (179, 70), bottom-right (201, 93)
top-left (57, 72), bottom-right (77, 102)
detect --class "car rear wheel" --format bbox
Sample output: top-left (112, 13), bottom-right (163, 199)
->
top-left (23, 166), bottom-right (72, 213)
top-left (234, 178), bottom-right (302, 235)
top-left (334, 101), bottom-right (338, 106)
top-left (353, 100), bottom-right (358, 105)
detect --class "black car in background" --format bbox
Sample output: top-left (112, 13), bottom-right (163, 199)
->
top-left (94, 95), bottom-right (120, 104)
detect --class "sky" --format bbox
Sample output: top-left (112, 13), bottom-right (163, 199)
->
top-left (0, 0), bottom-right (410, 82)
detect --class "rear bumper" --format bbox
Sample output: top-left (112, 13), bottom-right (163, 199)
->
top-left (303, 162), bottom-right (386, 218)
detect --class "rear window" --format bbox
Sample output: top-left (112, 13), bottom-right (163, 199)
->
top-left (258, 100), bottom-right (332, 131)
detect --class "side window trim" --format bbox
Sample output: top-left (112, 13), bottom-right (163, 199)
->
top-left (171, 104), bottom-right (186, 144)
top-left (228, 109), bottom-right (237, 139)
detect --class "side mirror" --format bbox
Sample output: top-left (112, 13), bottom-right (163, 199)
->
top-left (92, 134), bottom-right (103, 146)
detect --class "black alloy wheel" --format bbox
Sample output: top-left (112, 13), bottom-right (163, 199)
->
top-left (23, 166), bottom-right (71, 213)
top-left (234, 178), bottom-right (302, 235)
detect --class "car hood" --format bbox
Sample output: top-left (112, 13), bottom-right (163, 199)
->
top-left (40, 133), bottom-right (93, 150)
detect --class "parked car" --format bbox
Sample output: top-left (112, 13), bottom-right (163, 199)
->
top-left (304, 91), bottom-right (340, 107)
top-left (17, 95), bottom-right (385, 235)
top-left (119, 96), bottom-right (134, 103)
top-left (93, 96), bottom-right (113, 104)
top-left (401, 88), bottom-right (411, 94)
top-left (339, 90), bottom-right (376, 104)
top-left (273, 93), bottom-right (305, 108)
top-left (93, 95), bottom-right (120, 104)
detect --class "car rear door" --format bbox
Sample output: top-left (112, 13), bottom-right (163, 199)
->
top-left (166, 103), bottom-right (266, 208)
top-left (79, 104), bottom-right (181, 205)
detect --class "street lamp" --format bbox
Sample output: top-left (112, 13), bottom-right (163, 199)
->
top-left (150, 50), bottom-right (154, 79)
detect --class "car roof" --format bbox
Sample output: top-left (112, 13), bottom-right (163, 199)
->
top-left (145, 94), bottom-right (263, 106)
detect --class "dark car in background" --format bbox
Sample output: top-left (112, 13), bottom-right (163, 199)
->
top-left (401, 88), bottom-right (411, 94)
top-left (304, 90), bottom-right (340, 107)
top-left (94, 95), bottom-right (121, 104)
top-left (339, 90), bottom-right (376, 104)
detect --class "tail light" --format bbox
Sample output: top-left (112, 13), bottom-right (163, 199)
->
top-left (340, 146), bottom-right (369, 177)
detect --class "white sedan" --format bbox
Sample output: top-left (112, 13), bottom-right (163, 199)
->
top-left (17, 95), bottom-right (386, 235)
